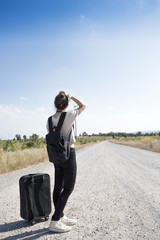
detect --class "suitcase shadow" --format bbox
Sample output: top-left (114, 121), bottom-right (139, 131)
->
top-left (1, 228), bottom-right (50, 240)
top-left (0, 219), bottom-right (50, 232)
top-left (0, 219), bottom-right (50, 233)
top-left (0, 221), bottom-right (67, 240)
top-left (0, 220), bottom-right (28, 232)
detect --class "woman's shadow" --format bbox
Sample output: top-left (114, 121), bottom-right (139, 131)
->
top-left (0, 220), bottom-right (60, 240)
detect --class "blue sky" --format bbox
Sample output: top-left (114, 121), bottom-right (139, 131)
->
top-left (0, 0), bottom-right (160, 139)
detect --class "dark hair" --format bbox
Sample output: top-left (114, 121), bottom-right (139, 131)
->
top-left (54, 93), bottom-right (68, 110)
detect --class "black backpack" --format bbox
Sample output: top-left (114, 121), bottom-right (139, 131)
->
top-left (46, 112), bottom-right (70, 164)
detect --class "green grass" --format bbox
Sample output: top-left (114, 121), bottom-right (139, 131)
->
top-left (118, 137), bottom-right (142, 141)
top-left (75, 136), bottom-right (110, 145)
top-left (116, 136), bottom-right (160, 142)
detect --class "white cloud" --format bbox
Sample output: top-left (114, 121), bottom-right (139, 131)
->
top-left (80, 15), bottom-right (86, 22)
top-left (0, 104), bottom-right (49, 139)
top-left (35, 107), bottom-right (46, 112)
top-left (20, 96), bottom-right (28, 101)
top-left (0, 104), bottom-right (21, 118)
top-left (106, 106), bottom-right (113, 111)
top-left (77, 109), bottom-right (160, 136)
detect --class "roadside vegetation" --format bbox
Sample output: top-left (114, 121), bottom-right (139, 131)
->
top-left (0, 134), bottom-right (110, 175)
top-left (108, 132), bottom-right (160, 154)
top-left (1, 131), bottom-right (160, 175)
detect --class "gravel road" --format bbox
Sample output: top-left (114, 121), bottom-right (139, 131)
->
top-left (1, 141), bottom-right (160, 240)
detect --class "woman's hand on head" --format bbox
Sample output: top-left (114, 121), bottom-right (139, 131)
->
top-left (59, 91), bottom-right (70, 97)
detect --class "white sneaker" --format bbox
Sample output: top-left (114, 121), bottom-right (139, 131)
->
top-left (49, 220), bottom-right (71, 233)
top-left (61, 216), bottom-right (77, 226)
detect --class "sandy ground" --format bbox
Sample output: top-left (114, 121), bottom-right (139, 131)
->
top-left (1, 141), bottom-right (160, 240)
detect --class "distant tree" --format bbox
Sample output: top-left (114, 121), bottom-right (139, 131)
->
top-left (159, 132), bottom-right (160, 136)
top-left (129, 133), bottom-right (135, 137)
top-left (136, 131), bottom-right (142, 137)
top-left (123, 133), bottom-right (127, 138)
top-left (109, 132), bottom-right (115, 139)
top-left (30, 134), bottom-right (39, 139)
top-left (15, 134), bottom-right (21, 141)
top-left (23, 135), bottom-right (27, 140)
top-left (82, 132), bottom-right (88, 136)
top-left (144, 132), bottom-right (149, 136)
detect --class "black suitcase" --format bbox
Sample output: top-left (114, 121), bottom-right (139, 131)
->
top-left (19, 173), bottom-right (51, 225)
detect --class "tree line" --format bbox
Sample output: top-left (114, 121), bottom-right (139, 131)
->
top-left (81, 131), bottom-right (160, 138)
top-left (0, 131), bottom-right (160, 152)
top-left (0, 134), bottom-right (45, 151)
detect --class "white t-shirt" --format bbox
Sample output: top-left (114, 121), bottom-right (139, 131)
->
top-left (46, 109), bottom-right (79, 145)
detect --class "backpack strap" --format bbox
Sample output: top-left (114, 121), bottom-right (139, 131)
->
top-left (48, 112), bottom-right (66, 133)
top-left (56, 112), bottom-right (66, 131)
top-left (48, 116), bottom-right (53, 133)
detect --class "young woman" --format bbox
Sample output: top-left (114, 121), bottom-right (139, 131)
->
top-left (46, 91), bottom-right (86, 233)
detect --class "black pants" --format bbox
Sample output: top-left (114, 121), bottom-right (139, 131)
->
top-left (52, 148), bottom-right (77, 221)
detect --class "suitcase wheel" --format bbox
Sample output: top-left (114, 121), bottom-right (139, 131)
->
top-left (30, 220), bottom-right (36, 225)
top-left (45, 216), bottom-right (49, 221)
